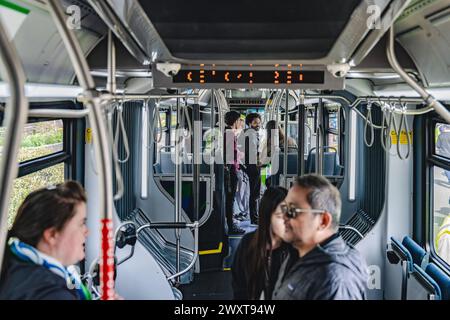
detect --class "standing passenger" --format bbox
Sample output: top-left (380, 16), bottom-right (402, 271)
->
top-left (241, 113), bottom-right (262, 225)
top-left (224, 111), bottom-right (245, 235)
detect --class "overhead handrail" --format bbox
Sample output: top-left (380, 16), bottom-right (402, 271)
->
top-left (0, 16), bottom-right (29, 275)
top-left (77, 93), bottom-right (199, 104)
top-left (46, 0), bottom-right (115, 300)
top-left (27, 108), bottom-right (90, 118)
top-left (387, 27), bottom-right (450, 124)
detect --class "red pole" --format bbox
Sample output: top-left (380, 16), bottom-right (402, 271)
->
top-left (101, 219), bottom-right (115, 300)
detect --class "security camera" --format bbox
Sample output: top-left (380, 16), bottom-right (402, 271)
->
top-left (156, 63), bottom-right (182, 77)
top-left (327, 63), bottom-right (351, 78)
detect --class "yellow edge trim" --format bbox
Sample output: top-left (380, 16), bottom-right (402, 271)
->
top-left (223, 268), bottom-right (231, 271)
top-left (199, 242), bottom-right (223, 255)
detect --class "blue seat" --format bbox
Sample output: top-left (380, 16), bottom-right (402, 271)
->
top-left (305, 148), bottom-right (341, 176)
top-left (408, 264), bottom-right (441, 300)
top-left (387, 237), bottom-right (414, 299)
top-left (425, 263), bottom-right (450, 300)
top-left (278, 153), bottom-right (298, 175)
top-left (388, 237), bottom-right (414, 272)
top-left (159, 151), bottom-right (191, 174)
top-left (154, 163), bottom-right (162, 174)
top-left (160, 151), bottom-right (175, 174)
top-left (402, 236), bottom-right (429, 269)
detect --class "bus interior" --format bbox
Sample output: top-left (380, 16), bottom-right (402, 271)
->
top-left (0, 0), bottom-right (450, 300)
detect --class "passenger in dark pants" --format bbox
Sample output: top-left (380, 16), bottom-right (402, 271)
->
top-left (232, 187), bottom-right (297, 299)
top-left (224, 111), bottom-right (245, 235)
top-left (241, 113), bottom-right (262, 225)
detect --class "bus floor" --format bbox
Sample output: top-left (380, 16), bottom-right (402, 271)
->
top-left (179, 221), bottom-right (257, 300)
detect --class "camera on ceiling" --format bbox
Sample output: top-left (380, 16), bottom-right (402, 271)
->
top-left (156, 63), bottom-right (182, 77)
top-left (327, 63), bottom-right (351, 78)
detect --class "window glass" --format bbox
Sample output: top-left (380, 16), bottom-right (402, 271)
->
top-left (432, 166), bottom-right (450, 265)
top-left (8, 163), bottom-right (65, 228)
top-left (435, 123), bottom-right (450, 159)
top-left (0, 120), bottom-right (64, 163)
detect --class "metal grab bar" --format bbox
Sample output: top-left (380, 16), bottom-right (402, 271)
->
top-left (301, 94), bottom-right (432, 117)
top-left (46, 0), bottom-right (115, 300)
top-left (0, 17), bottom-right (29, 275)
top-left (77, 93), bottom-right (200, 104)
top-left (339, 225), bottom-right (364, 239)
top-left (135, 221), bottom-right (199, 283)
top-left (27, 108), bottom-right (90, 118)
top-left (167, 222), bottom-right (198, 282)
top-left (387, 27), bottom-right (450, 123)
top-left (113, 221), bottom-right (138, 266)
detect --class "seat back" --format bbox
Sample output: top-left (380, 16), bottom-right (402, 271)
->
top-left (388, 237), bottom-right (414, 272)
top-left (425, 263), bottom-right (450, 300)
top-left (305, 149), bottom-right (340, 176)
top-left (387, 236), bottom-right (414, 299)
top-left (160, 151), bottom-right (175, 174)
top-left (407, 264), bottom-right (441, 300)
top-left (402, 236), bottom-right (429, 269)
top-left (158, 151), bottom-right (192, 174)
top-left (278, 153), bottom-right (298, 175)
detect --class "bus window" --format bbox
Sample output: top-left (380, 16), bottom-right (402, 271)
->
top-left (327, 109), bottom-right (339, 152)
top-left (3, 120), bottom-right (64, 163)
top-left (436, 123), bottom-right (450, 160)
top-left (432, 123), bottom-right (450, 266)
top-left (9, 163), bottom-right (64, 227)
top-left (156, 111), bottom-right (167, 153)
top-left (0, 119), bottom-right (70, 227)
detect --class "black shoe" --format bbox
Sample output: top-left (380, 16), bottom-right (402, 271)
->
top-left (229, 224), bottom-right (245, 235)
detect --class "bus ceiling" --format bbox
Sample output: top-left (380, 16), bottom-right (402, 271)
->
top-left (87, 0), bottom-right (409, 66)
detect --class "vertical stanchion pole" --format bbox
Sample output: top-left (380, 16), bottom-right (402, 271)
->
top-left (298, 97), bottom-right (305, 176)
top-left (283, 90), bottom-right (289, 188)
top-left (46, 0), bottom-right (115, 299)
top-left (0, 17), bottom-right (29, 274)
top-left (175, 97), bottom-right (182, 284)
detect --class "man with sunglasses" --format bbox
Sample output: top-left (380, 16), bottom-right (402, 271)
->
top-left (272, 174), bottom-right (368, 300)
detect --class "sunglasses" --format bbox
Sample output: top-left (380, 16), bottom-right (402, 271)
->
top-left (280, 203), bottom-right (325, 219)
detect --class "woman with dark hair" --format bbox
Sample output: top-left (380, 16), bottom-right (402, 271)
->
top-left (261, 120), bottom-right (298, 161)
top-left (259, 120), bottom-right (298, 188)
top-left (0, 181), bottom-right (90, 300)
top-left (231, 186), bottom-right (296, 300)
